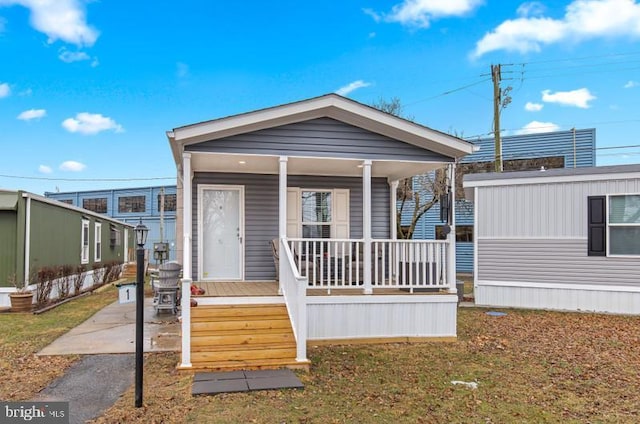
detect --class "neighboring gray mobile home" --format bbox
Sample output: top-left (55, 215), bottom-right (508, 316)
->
top-left (464, 164), bottom-right (640, 314)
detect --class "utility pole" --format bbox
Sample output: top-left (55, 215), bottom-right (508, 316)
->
top-left (491, 64), bottom-right (503, 173)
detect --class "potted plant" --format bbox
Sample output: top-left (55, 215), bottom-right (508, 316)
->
top-left (8, 274), bottom-right (34, 312)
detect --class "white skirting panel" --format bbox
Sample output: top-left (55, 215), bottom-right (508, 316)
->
top-left (307, 295), bottom-right (458, 340)
top-left (476, 282), bottom-right (640, 315)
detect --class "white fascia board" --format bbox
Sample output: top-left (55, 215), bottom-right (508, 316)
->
top-left (171, 94), bottom-right (475, 160)
top-left (464, 171), bottom-right (640, 188)
top-left (167, 131), bottom-right (182, 167)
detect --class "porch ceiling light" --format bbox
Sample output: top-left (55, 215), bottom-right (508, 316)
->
top-left (238, 160), bottom-right (246, 165)
top-left (134, 219), bottom-right (148, 247)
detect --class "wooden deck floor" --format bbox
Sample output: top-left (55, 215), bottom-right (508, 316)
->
top-left (195, 282), bottom-right (279, 297)
top-left (193, 281), bottom-right (450, 297)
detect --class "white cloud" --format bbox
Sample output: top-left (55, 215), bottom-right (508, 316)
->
top-left (516, 2), bottom-right (546, 17)
top-left (38, 165), bottom-right (52, 174)
top-left (335, 80), bottom-right (372, 96)
top-left (176, 62), bottom-right (189, 78)
top-left (516, 121), bottom-right (560, 135)
top-left (0, 0), bottom-right (99, 46)
top-left (0, 82), bottom-right (10, 98)
top-left (62, 112), bottom-right (124, 135)
top-left (542, 88), bottom-right (596, 108)
top-left (365, 0), bottom-right (484, 28)
top-left (59, 160), bottom-right (86, 172)
top-left (624, 80), bottom-right (639, 88)
top-left (17, 108), bottom-right (46, 120)
top-left (524, 102), bottom-right (543, 112)
top-left (58, 48), bottom-right (90, 63)
top-left (472, 0), bottom-right (640, 58)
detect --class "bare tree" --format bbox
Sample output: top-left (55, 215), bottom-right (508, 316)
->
top-left (370, 97), bottom-right (452, 239)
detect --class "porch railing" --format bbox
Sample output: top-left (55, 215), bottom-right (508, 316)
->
top-left (287, 238), bottom-right (449, 292)
top-left (278, 238), bottom-right (308, 363)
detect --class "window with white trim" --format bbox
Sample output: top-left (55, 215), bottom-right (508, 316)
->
top-left (94, 222), bottom-right (102, 262)
top-left (81, 219), bottom-right (90, 264)
top-left (301, 191), bottom-right (332, 239)
top-left (609, 194), bottom-right (640, 255)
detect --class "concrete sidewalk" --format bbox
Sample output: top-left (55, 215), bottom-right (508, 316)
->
top-left (38, 297), bottom-right (180, 355)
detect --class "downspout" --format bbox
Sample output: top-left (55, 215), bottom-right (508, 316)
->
top-left (23, 194), bottom-right (31, 285)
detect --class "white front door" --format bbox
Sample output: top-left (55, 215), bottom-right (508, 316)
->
top-left (199, 185), bottom-right (244, 280)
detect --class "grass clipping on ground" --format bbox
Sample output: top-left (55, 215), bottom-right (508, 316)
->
top-left (88, 308), bottom-right (640, 424)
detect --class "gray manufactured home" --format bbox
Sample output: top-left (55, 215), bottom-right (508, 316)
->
top-left (464, 164), bottom-right (640, 314)
top-left (168, 94), bottom-right (476, 370)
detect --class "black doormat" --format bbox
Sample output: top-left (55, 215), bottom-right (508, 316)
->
top-left (192, 369), bottom-right (304, 395)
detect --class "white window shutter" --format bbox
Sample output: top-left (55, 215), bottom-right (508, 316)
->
top-left (286, 188), bottom-right (300, 237)
top-left (333, 189), bottom-right (350, 238)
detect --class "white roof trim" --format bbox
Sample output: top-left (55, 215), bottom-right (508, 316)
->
top-left (464, 171), bottom-right (640, 188)
top-left (167, 94), bottom-right (474, 165)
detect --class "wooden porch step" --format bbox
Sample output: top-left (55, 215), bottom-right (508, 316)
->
top-left (189, 303), bottom-right (301, 371)
top-left (191, 304), bottom-right (289, 320)
top-left (121, 262), bottom-right (137, 278)
top-left (187, 358), bottom-right (309, 372)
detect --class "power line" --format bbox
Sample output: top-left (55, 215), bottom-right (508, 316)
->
top-left (512, 50), bottom-right (640, 66)
top-left (0, 174), bottom-right (175, 182)
top-left (404, 77), bottom-right (492, 106)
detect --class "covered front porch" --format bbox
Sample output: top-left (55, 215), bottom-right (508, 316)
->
top-left (167, 94), bottom-right (475, 370)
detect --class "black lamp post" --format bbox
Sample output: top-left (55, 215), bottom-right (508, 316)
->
top-left (134, 220), bottom-right (148, 408)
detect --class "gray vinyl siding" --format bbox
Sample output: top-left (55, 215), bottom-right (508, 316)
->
top-left (185, 118), bottom-right (450, 162)
top-left (192, 173), bottom-right (390, 281)
top-left (477, 239), bottom-right (640, 287)
top-left (475, 178), bottom-right (640, 238)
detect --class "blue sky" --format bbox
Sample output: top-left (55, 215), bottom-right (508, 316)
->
top-left (1, 0), bottom-right (639, 195)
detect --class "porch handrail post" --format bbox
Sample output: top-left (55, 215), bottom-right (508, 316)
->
top-left (296, 271), bottom-right (307, 362)
top-left (180, 151), bottom-right (192, 369)
top-left (447, 162), bottom-right (457, 294)
top-left (278, 156), bottom-right (288, 295)
top-left (362, 160), bottom-right (373, 294)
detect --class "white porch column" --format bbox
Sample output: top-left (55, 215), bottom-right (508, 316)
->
top-left (180, 152), bottom-right (192, 369)
top-left (362, 160), bottom-right (372, 294)
top-left (447, 162), bottom-right (457, 294)
top-left (278, 156), bottom-right (288, 295)
top-left (389, 180), bottom-right (399, 240)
